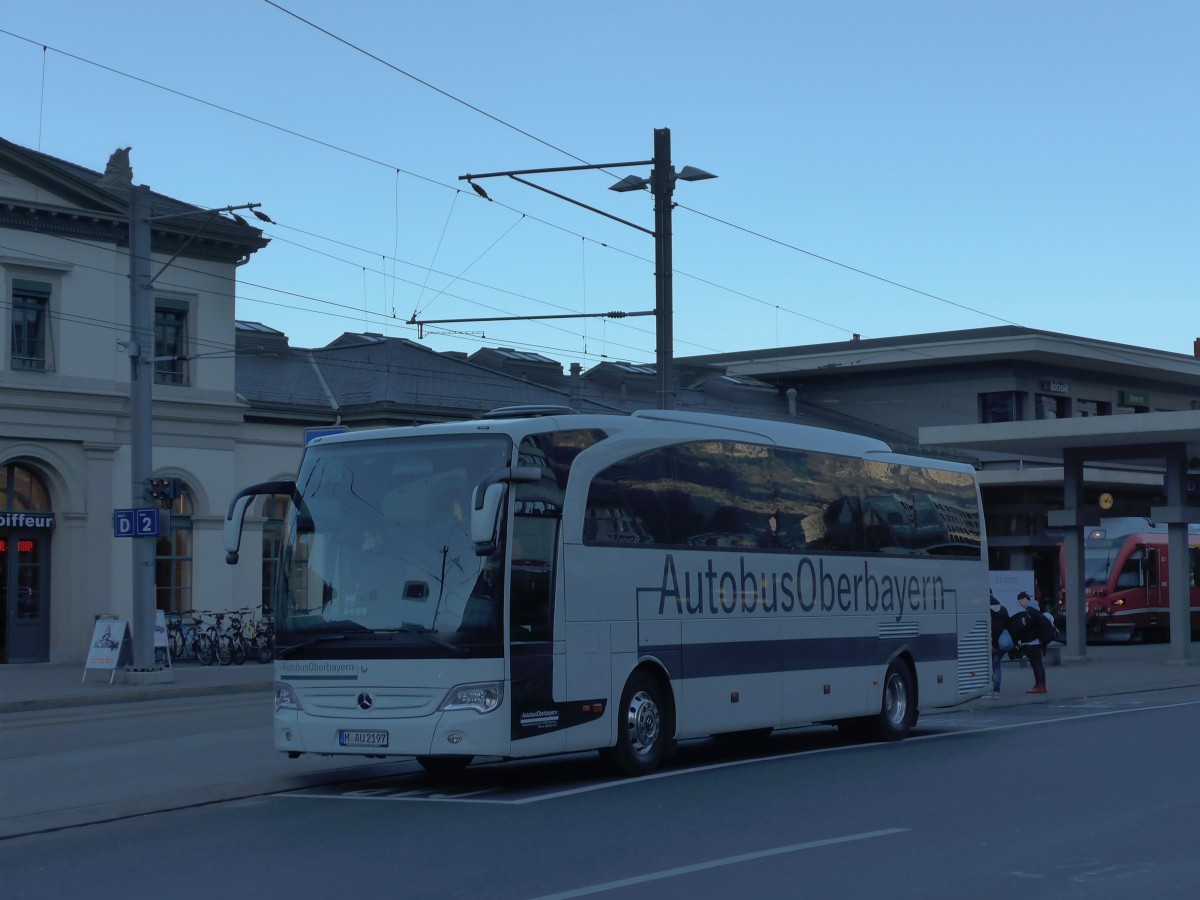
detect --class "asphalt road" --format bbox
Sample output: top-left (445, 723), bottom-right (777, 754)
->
top-left (2, 687), bottom-right (1198, 899)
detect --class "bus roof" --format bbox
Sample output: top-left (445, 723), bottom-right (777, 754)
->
top-left (305, 408), bottom-right (975, 473)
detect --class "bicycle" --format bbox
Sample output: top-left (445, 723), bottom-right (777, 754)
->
top-left (209, 612), bottom-right (246, 666)
top-left (167, 610), bottom-right (215, 664)
top-left (241, 611), bottom-right (274, 664)
top-left (185, 611), bottom-right (218, 666)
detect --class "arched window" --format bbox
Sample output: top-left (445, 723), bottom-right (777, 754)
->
top-left (260, 493), bottom-right (290, 615)
top-left (155, 485), bottom-right (193, 614)
top-left (0, 462), bottom-right (51, 512)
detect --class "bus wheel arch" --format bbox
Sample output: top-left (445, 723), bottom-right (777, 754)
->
top-left (603, 663), bottom-right (676, 777)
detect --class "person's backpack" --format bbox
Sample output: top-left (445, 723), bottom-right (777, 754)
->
top-left (1037, 613), bottom-right (1059, 645)
top-left (1007, 609), bottom-right (1038, 643)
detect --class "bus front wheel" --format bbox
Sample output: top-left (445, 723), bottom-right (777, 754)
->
top-left (606, 671), bottom-right (670, 777)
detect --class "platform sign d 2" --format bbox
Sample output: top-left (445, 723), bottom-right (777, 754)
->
top-left (113, 508), bottom-right (163, 537)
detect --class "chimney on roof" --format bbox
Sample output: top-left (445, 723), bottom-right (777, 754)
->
top-left (1194, 338), bottom-right (1199, 358)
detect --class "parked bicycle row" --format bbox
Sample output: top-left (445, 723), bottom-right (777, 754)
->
top-left (161, 608), bottom-right (273, 666)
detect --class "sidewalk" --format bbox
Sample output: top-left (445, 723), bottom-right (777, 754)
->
top-left (974, 640), bottom-right (1200, 703)
top-left (0, 657), bottom-right (273, 714)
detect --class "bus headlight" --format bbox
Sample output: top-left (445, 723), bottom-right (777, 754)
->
top-left (439, 682), bottom-right (503, 714)
top-left (274, 682), bottom-right (301, 712)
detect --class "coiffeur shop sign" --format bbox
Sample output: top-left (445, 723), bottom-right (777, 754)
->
top-left (0, 512), bottom-right (55, 529)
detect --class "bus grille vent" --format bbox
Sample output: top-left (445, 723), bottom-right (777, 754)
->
top-left (878, 621), bottom-right (919, 639)
top-left (958, 619), bottom-right (991, 695)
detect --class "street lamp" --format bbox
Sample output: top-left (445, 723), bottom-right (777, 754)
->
top-left (456, 127), bottom-right (714, 409)
top-left (609, 128), bottom-right (715, 409)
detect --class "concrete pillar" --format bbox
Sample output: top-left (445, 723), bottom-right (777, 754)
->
top-left (1154, 444), bottom-right (1197, 665)
top-left (1052, 450), bottom-right (1088, 662)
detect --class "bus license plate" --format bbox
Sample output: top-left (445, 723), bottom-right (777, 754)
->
top-left (338, 729), bottom-right (389, 748)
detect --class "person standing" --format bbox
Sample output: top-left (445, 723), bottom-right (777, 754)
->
top-left (1010, 591), bottom-right (1047, 694)
top-left (989, 593), bottom-right (1010, 697)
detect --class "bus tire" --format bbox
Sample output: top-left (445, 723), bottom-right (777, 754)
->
top-left (838, 658), bottom-right (915, 743)
top-left (607, 670), bottom-right (670, 777)
top-left (872, 658), bottom-right (916, 741)
top-left (415, 755), bottom-right (472, 776)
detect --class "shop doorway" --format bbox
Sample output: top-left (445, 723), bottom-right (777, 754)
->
top-left (1, 463), bottom-right (54, 663)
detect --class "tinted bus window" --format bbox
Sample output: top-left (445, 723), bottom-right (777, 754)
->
top-left (585, 441), bottom-right (979, 559)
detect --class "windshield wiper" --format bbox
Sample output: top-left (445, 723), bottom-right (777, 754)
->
top-left (276, 633), bottom-right (348, 658)
top-left (276, 620), bottom-right (371, 656)
top-left (378, 626), bottom-right (468, 656)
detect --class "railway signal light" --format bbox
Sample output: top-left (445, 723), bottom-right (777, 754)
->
top-left (146, 477), bottom-right (178, 508)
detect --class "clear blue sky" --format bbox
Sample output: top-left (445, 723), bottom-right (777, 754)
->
top-left (3, 1), bottom-right (1196, 369)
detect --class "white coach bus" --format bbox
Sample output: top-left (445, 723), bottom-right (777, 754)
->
top-left (225, 408), bottom-right (990, 776)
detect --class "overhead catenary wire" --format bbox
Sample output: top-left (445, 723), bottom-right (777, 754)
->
top-left (16, 22), bottom-right (1151, 377)
top-left (248, 6), bottom-right (1032, 330)
top-left (0, 238), bottom-right (663, 366)
top-left (0, 28), bottom-right (956, 370)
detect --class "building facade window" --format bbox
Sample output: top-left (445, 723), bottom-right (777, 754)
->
top-left (154, 305), bottom-right (188, 385)
top-left (980, 391), bottom-right (1022, 423)
top-left (155, 486), bottom-right (193, 613)
top-left (10, 280), bottom-right (51, 371)
top-left (1074, 399), bottom-right (1111, 417)
top-left (1034, 394), bottom-right (1069, 419)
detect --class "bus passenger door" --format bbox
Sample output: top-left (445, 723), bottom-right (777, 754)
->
top-left (507, 489), bottom-right (567, 753)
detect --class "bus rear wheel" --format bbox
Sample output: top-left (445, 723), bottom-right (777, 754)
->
top-left (838, 658), bottom-right (915, 743)
top-left (605, 670), bottom-right (670, 777)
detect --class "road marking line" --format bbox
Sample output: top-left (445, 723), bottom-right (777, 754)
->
top-left (526, 828), bottom-right (910, 899)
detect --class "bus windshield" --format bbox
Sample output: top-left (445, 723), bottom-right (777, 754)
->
top-left (274, 433), bottom-right (513, 658)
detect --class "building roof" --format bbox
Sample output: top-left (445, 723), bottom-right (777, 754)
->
top-left (681, 326), bottom-right (1200, 389)
top-left (234, 325), bottom-right (915, 444)
top-left (0, 136), bottom-right (268, 264)
top-left (921, 409), bottom-right (1200, 466)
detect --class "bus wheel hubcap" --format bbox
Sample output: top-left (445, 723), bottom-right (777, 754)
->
top-left (626, 690), bottom-right (660, 754)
